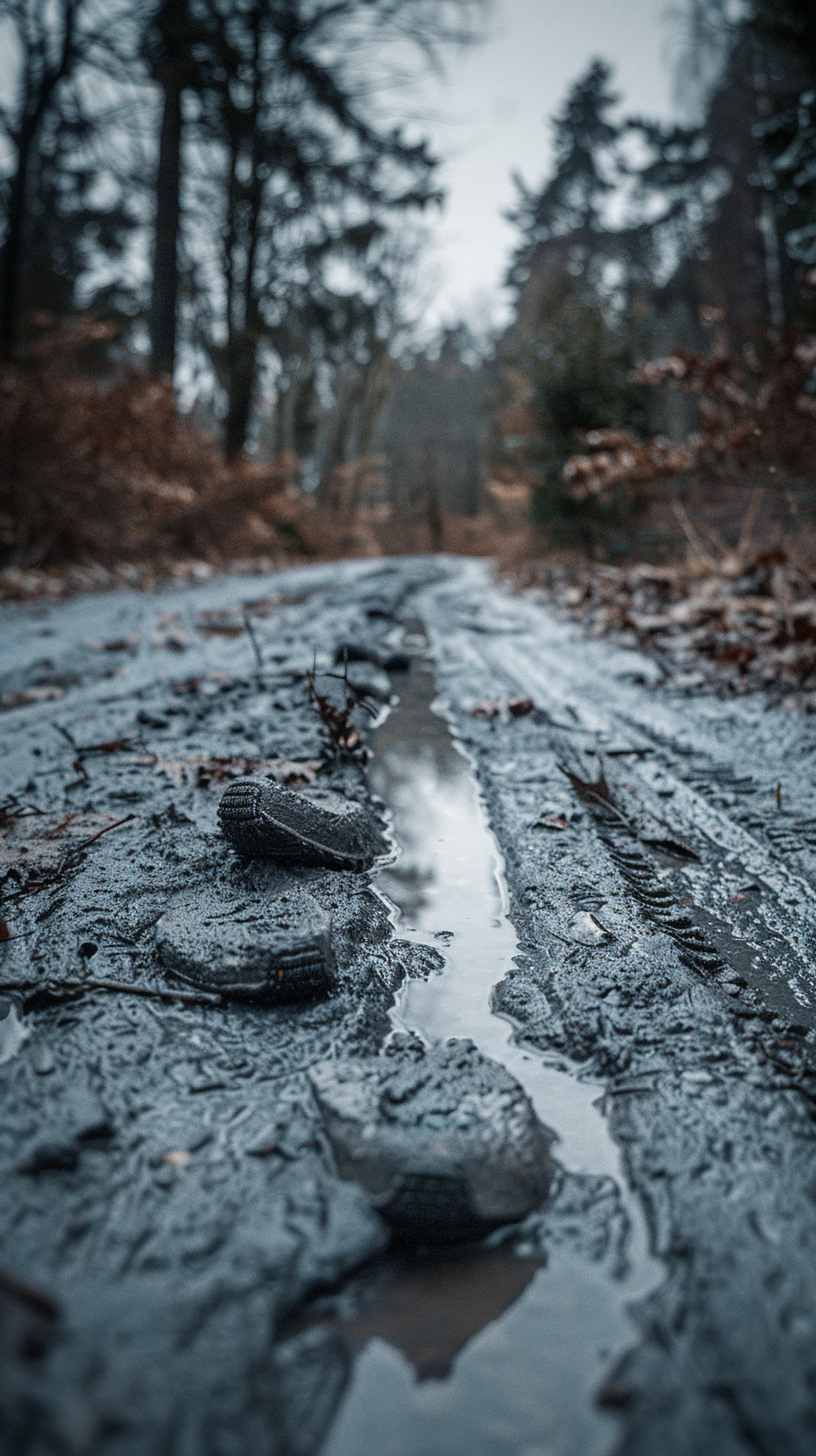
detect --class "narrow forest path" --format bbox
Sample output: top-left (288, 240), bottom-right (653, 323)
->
top-left (2, 557), bottom-right (816, 1456)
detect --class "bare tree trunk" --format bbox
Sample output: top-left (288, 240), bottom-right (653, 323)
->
top-left (222, 5), bottom-right (263, 461)
top-left (316, 367), bottom-right (366, 506)
top-left (355, 349), bottom-right (392, 458)
top-left (0, 0), bottom-right (79, 361)
top-left (751, 41), bottom-right (785, 331)
top-left (149, 67), bottom-right (183, 376)
top-left (224, 337), bottom-right (258, 460)
top-left (0, 145), bottom-right (33, 361)
top-left (278, 358), bottom-right (311, 456)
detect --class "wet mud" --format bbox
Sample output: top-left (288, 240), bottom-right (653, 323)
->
top-left (1, 558), bottom-right (816, 1454)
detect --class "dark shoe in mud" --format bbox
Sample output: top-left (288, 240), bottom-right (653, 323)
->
top-left (309, 1035), bottom-right (555, 1244)
top-left (218, 777), bottom-right (385, 870)
top-left (156, 887), bottom-right (336, 1002)
top-left (334, 640), bottom-right (411, 673)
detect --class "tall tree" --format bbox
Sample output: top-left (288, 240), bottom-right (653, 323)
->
top-left (500, 62), bottom-right (652, 529)
top-left (0, 0), bottom-right (83, 358)
top-left (22, 87), bottom-right (138, 326)
top-left (0, 0), bottom-right (142, 359)
top-left (146, 0), bottom-right (189, 375)
top-left (177, 0), bottom-right (483, 456)
top-left (506, 59), bottom-right (620, 294)
top-left (748, 0), bottom-right (816, 269)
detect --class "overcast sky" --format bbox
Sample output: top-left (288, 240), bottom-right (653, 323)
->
top-left (413, 0), bottom-right (680, 331)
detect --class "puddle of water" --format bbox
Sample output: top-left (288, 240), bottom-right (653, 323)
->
top-left (320, 656), bottom-right (662, 1456)
top-left (341, 1246), bottom-right (543, 1380)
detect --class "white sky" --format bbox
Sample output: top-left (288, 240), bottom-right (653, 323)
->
top-left (412, 0), bottom-right (679, 330)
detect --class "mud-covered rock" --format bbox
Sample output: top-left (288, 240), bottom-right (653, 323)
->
top-left (156, 885), bottom-right (336, 1001)
top-left (218, 778), bottom-right (386, 870)
top-left (309, 1035), bottom-right (555, 1243)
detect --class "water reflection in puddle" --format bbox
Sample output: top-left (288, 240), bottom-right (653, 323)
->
top-left (0, 1001), bottom-right (29, 1065)
top-left (321, 654), bottom-right (661, 1456)
top-left (341, 1246), bottom-right (543, 1381)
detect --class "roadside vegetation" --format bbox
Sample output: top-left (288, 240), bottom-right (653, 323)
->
top-left (2, 0), bottom-right (816, 698)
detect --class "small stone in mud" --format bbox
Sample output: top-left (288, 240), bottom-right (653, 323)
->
top-left (309, 1035), bottom-right (555, 1243)
top-left (218, 777), bottom-right (386, 870)
top-left (156, 888), bottom-right (336, 1001)
top-left (568, 911), bottom-right (613, 945)
top-left (17, 1087), bottom-right (112, 1174)
top-left (391, 940), bottom-right (446, 979)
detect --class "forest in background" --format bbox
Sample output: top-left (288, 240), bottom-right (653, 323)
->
top-left (2, 0), bottom-right (816, 624)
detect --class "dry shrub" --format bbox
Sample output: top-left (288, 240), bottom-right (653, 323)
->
top-left (560, 338), bottom-right (816, 505)
top-left (512, 521), bottom-right (816, 698)
top-left (0, 347), bottom-right (536, 598)
top-left (0, 345), bottom-right (306, 572)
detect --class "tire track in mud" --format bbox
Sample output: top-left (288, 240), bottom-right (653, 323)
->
top-left (418, 563), bottom-right (816, 1456)
top-left (4, 557), bottom-right (816, 1456)
top-left (439, 579), bottom-right (816, 1039)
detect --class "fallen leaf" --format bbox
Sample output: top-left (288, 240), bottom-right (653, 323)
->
top-left (163, 1151), bottom-right (192, 1169)
top-left (0, 812), bottom-right (129, 873)
top-left (196, 611), bottom-right (245, 639)
top-left (246, 1142), bottom-right (281, 1158)
top-left (534, 814), bottom-right (569, 831)
top-left (561, 766), bottom-right (616, 809)
top-left (266, 759), bottom-right (322, 785)
top-left (472, 697), bottom-right (534, 720)
top-left (87, 634), bottom-right (140, 653)
top-left (170, 672), bottom-right (231, 695)
top-left (508, 697), bottom-right (535, 717)
top-left (130, 754), bottom-right (187, 787)
top-left (0, 920), bottom-right (9, 940)
top-left (130, 754), bottom-right (323, 789)
top-left (1, 686), bottom-right (64, 710)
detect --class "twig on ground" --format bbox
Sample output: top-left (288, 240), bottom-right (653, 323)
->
top-left (737, 486), bottom-right (765, 559)
top-left (54, 723), bottom-right (77, 749)
top-left (67, 814), bottom-right (135, 856)
top-left (671, 500), bottom-right (716, 567)
top-left (1, 815), bottom-right (135, 903)
top-left (0, 977), bottom-right (224, 1009)
top-left (242, 610), bottom-right (264, 673)
top-left (307, 657), bottom-right (379, 751)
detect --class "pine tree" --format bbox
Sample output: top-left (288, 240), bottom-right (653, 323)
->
top-left (501, 62), bottom-right (651, 532)
top-left (506, 59), bottom-right (620, 294)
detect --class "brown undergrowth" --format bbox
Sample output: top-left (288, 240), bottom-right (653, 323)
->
top-left (511, 514), bottom-right (816, 701)
top-left (0, 341), bottom-right (536, 601)
top-left (0, 353), bottom-right (306, 580)
top-left (4, 327), bottom-right (816, 714)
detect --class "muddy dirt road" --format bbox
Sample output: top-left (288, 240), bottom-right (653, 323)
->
top-left (2, 556), bottom-right (816, 1456)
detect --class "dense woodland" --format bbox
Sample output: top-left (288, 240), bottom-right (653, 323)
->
top-left (2, 0), bottom-right (816, 582)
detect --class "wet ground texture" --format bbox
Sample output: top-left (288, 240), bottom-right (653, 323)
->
top-left (2, 558), bottom-right (816, 1455)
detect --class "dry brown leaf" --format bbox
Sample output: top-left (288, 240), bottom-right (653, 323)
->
top-left (1, 686), bottom-right (64, 710)
top-left (472, 697), bottom-right (535, 720)
top-left (129, 754), bottom-right (322, 789)
top-left (163, 1151), bottom-right (192, 1169)
top-left (0, 812), bottom-right (128, 873)
top-left (130, 755), bottom-right (187, 787)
